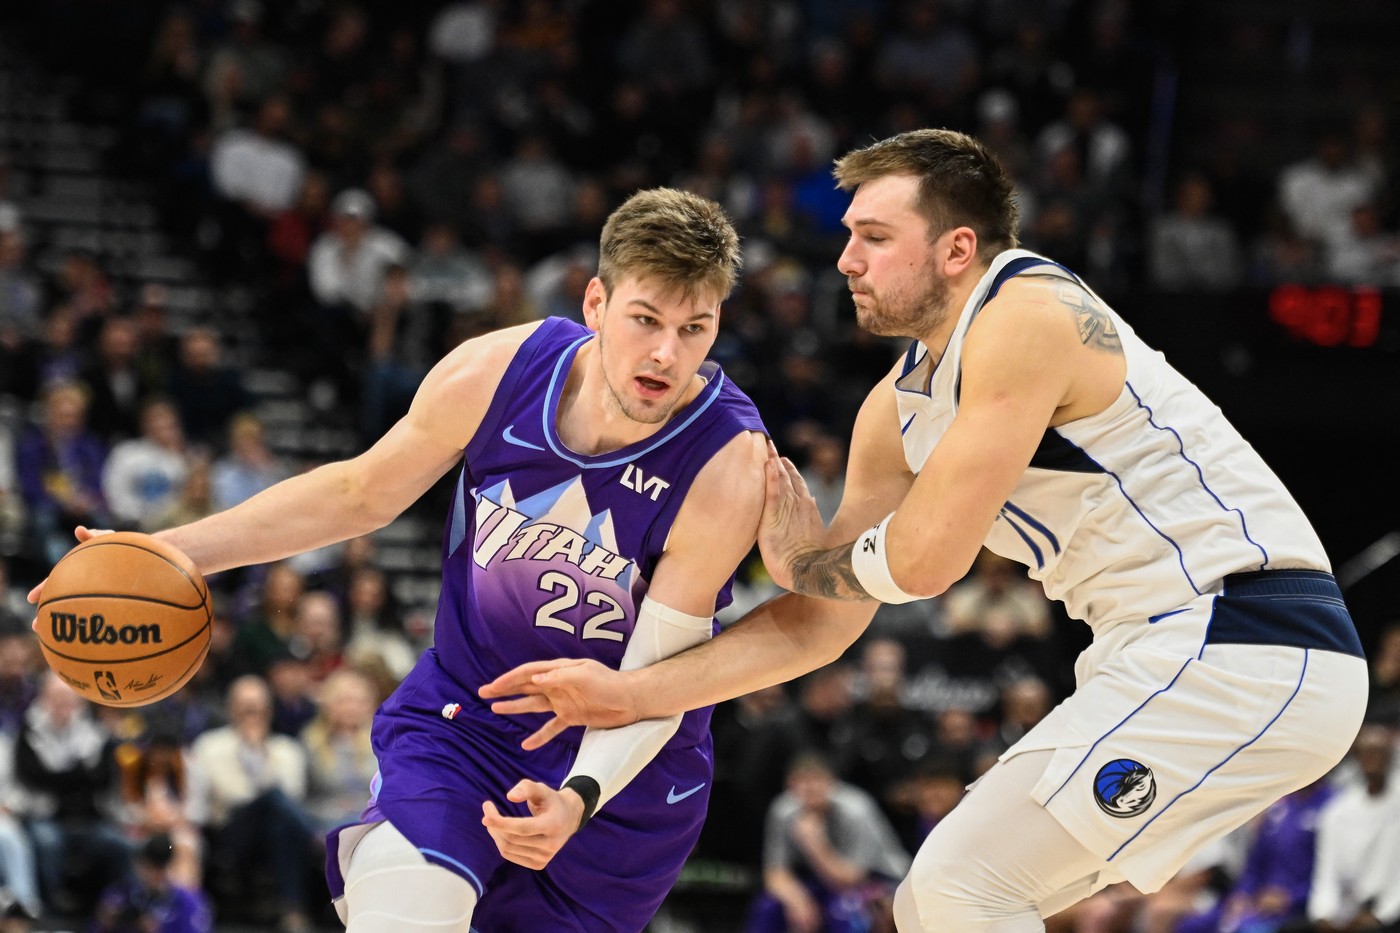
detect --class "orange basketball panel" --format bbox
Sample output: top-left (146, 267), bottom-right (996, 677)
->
top-left (44, 534), bottom-right (206, 608)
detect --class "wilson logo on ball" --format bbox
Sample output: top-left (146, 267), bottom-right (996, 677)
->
top-left (49, 612), bottom-right (164, 646)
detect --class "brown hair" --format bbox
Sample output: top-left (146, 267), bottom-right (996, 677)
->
top-left (597, 188), bottom-right (742, 303)
top-left (833, 129), bottom-right (1020, 260)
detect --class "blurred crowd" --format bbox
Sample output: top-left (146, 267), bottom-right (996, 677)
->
top-left (1, 546), bottom-right (1398, 932)
top-left (1, 0), bottom-right (1399, 931)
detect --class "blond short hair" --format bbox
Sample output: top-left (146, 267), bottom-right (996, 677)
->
top-left (834, 129), bottom-right (1020, 260)
top-left (597, 188), bottom-right (741, 303)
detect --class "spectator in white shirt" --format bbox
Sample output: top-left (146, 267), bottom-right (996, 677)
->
top-left (1279, 133), bottom-right (1377, 249)
top-left (1035, 88), bottom-right (1132, 192)
top-left (0, 212), bottom-right (41, 355)
top-left (1309, 722), bottom-right (1400, 931)
top-left (101, 398), bottom-right (190, 531)
top-left (305, 189), bottom-right (413, 403)
top-left (1327, 203), bottom-right (1400, 286)
top-left (498, 135), bottom-right (575, 242)
top-left (209, 95), bottom-right (306, 217)
top-left (307, 189), bottom-right (412, 316)
top-left (188, 675), bottom-right (316, 933)
top-left (798, 432), bottom-right (846, 525)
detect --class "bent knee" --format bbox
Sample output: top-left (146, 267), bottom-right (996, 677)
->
top-left (894, 867), bottom-right (1043, 932)
top-left (343, 823), bottom-right (478, 932)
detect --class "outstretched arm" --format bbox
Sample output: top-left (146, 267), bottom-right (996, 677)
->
top-left (153, 326), bottom-right (538, 574)
top-left (481, 364), bottom-right (914, 733)
top-left (26, 324), bottom-right (538, 597)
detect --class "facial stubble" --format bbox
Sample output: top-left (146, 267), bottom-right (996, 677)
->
top-left (854, 251), bottom-right (952, 340)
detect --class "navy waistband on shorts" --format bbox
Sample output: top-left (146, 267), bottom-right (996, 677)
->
top-left (1204, 570), bottom-right (1365, 658)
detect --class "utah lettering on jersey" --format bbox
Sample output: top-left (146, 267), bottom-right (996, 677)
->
top-left (470, 477), bottom-right (634, 584)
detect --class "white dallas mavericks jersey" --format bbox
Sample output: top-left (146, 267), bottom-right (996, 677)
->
top-left (897, 250), bottom-right (1330, 637)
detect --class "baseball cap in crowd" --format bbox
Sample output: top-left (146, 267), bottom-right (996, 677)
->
top-left (331, 188), bottom-right (376, 221)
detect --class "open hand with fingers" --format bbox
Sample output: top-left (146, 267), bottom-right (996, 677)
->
top-left (758, 439), bottom-right (827, 593)
top-left (481, 780), bottom-right (586, 869)
top-left (479, 658), bottom-right (639, 749)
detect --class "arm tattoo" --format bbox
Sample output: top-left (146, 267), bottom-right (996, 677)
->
top-left (789, 543), bottom-right (874, 601)
top-left (1056, 284), bottom-right (1123, 354)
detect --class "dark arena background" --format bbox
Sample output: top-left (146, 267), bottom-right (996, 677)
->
top-left (1, 2), bottom-right (1397, 931)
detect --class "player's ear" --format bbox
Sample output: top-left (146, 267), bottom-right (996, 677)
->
top-left (942, 226), bottom-right (979, 277)
top-left (582, 277), bottom-right (608, 332)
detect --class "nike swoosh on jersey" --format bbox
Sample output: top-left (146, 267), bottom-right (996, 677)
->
top-left (666, 783), bottom-right (706, 804)
top-left (1147, 607), bottom-right (1192, 624)
top-left (502, 424), bottom-right (546, 451)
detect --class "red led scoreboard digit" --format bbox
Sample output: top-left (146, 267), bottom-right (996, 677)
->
top-left (1268, 285), bottom-right (1383, 348)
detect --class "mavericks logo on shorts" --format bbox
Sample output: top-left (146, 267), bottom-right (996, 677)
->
top-left (1093, 759), bottom-right (1156, 818)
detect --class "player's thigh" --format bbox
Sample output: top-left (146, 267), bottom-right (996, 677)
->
top-left (367, 700), bottom-right (570, 894)
top-left (994, 643), bottom-right (1366, 898)
top-left (343, 821), bottom-right (478, 933)
top-left (896, 750), bottom-right (1114, 931)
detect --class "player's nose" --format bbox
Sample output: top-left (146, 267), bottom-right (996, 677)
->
top-left (649, 332), bottom-right (680, 368)
top-left (837, 240), bottom-right (864, 277)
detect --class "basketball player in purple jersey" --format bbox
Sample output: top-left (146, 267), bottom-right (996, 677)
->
top-left (30, 189), bottom-right (767, 931)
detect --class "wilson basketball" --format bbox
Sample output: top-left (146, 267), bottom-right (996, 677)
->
top-left (35, 532), bottom-right (211, 708)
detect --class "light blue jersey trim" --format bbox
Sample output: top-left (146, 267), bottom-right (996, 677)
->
top-left (448, 465), bottom-right (469, 557)
top-left (418, 847), bottom-right (485, 898)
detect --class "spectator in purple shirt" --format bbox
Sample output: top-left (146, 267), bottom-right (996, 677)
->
top-left (1176, 778), bottom-right (1334, 933)
top-left (16, 381), bottom-right (109, 565)
top-left (90, 832), bottom-right (212, 933)
top-left (0, 616), bottom-right (38, 737)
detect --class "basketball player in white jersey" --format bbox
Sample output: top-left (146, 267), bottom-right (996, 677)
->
top-left (482, 129), bottom-right (1369, 930)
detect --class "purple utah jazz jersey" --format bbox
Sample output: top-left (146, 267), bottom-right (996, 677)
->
top-left (435, 315), bottom-right (765, 745)
top-left (327, 318), bottom-right (767, 932)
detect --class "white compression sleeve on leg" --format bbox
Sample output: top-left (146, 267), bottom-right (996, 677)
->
top-left (562, 596), bottom-right (714, 812)
top-left (343, 821), bottom-right (478, 932)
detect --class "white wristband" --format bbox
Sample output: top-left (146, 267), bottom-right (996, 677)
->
top-left (851, 513), bottom-right (922, 604)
